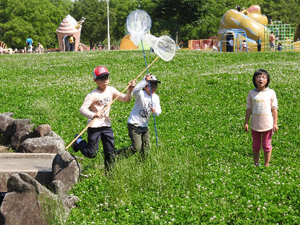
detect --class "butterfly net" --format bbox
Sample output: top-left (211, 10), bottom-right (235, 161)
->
top-left (126, 9), bottom-right (152, 46)
top-left (143, 34), bottom-right (176, 61)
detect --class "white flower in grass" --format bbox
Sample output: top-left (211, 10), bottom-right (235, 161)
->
top-left (126, 209), bottom-right (129, 212)
top-left (171, 218), bottom-right (175, 222)
top-left (141, 211), bottom-right (143, 213)
top-left (165, 211), bottom-right (168, 214)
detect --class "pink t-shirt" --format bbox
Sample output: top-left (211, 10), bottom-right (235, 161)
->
top-left (246, 88), bottom-right (278, 132)
top-left (80, 87), bottom-right (125, 128)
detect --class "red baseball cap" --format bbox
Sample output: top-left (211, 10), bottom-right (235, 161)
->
top-left (93, 66), bottom-right (110, 79)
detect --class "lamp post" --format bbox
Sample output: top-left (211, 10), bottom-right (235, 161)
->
top-left (99, 0), bottom-right (110, 50)
top-left (106, 0), bottom-right (110, 50)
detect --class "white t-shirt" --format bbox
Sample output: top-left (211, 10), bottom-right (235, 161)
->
top-left (246, 88), bottom-right (278, 132)
top-left (80, 87), bottom-right (126, 128)
top-left (127, 79), bottom-right (161, 127)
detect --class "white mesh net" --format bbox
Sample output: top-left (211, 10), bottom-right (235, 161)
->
top-left (126, 10), bottom-right (152, 46)
top-left (143, 34), bottom-right (176, 61)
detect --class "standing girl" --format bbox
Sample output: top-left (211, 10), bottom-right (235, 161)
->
top-left (244, 69), bottom-right (278, 166)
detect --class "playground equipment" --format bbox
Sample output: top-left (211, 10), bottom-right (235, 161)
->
top-left (218, 5), bottom-right (300, 52)
top-left (120, 34), bottom-right (151, 50)
top-left (188, 37), bottom-right (218, 50)
top-left (56, 15), bottom-right (85, 52)
top-left (0, 41), bottom-right (7, 53)
top-left (264, 21), bottom-right (294, 52)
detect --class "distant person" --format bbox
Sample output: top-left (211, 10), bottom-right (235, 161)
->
top-left (244, 69), bottom-right (278, 167)
top-left (72, 66), bottom-right (135, 173)
top-left (68, 34), bottom-right (74, 51)
top-left (236, 5), bottom-right (241, 12)
top-left (242, 40), bottom-right (247, 52)
top-left (228, 38), bottom-right (234, 52)
top-left (277, 43), bottom-right (282, 51)
top-left (269, 31), bottom-right (275, 51)
top-left (116, 74), bottom-right (161, 159)
top-left (257, 36), bottom-right (262, 52)
top-left (37, 43), bottom-right (44, 53)
top-left (26, 36), bottom-right (33, 53)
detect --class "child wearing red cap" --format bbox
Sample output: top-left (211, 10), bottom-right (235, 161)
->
top-left (73, 66), bottom-right (135, 172)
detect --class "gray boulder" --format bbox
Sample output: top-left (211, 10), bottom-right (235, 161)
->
top-left (10, 124), bottom-right (34, 150)
top-left (0, 113), bottom-right (14, 133)
top-left (3, 119), bottom-right (32, 144)
top-left (17, 136), bottom-right (65, 153)
top-left (45, 130), bottom-right (65, 145)
top-left (31, 124), bottom-right (52, 138)
top-left (52, 151), bottom-right (80, 192)
top-left (0, 173), bottom-right (68, 225)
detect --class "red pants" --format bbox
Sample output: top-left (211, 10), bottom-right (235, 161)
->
top-left (251, 129), bottom-right (273, 152)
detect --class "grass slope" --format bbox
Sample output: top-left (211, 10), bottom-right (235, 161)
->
top-left (0, 50), bottom-right (299, 224)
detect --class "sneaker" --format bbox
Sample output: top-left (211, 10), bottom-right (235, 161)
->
top-left (72, 134), bottom-right (82, 152)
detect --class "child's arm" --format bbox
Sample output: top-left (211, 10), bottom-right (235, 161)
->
top-left (113, 80), bottom-right (136, 102)
top-left (150, 97), bottom-right (161, 116)
top-left (133, 78), bottom-right (148, 94)
top-left (272, 108), bottom-right (278, 132)
top-left (244, 108), bottom-right (251, 132)
top-left (80, 94), bottom-right (97, 119)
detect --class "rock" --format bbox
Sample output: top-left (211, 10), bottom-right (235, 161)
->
top-left (49, 179), bottom-right (68, 195)
top-left (4, 119), bottom-right (31, 138)
top-left (3, 119), bottom-right (32, 145)
top-left (0, 113), bottom-right (14, 133)
top-left (31, 124), bottom-right (52, 138)
top-left (10, 129), bottom-right (31, 150)
top-left (49, 180), bottom-right (80, 208)
top-left (17, 136), bottom-right (65, 154)
top-left (0, 173), bottom-right (68, 225)
top-left (45, 130), bottom-right (65, 145)
top-left (52, 151), bottom-right (80, 191)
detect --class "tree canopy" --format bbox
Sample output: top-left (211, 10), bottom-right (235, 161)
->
top-left (0, 0), bottom-right (73, 49)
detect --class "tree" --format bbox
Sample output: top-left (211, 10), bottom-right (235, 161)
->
top-left (0, 0), bottom-right (72, 49)
top-left (72, 0), bottom-right (138, 49)
top-left (71, 0), bottom-right (107, 49)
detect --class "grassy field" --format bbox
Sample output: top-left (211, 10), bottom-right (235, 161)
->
top-left (0, 50), bottom-right (299, 224)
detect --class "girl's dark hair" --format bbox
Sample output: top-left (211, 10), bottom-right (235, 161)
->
top-left (252, 69), bottom-right (270, 88)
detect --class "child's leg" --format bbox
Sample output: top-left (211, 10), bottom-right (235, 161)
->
top-left (116, 124), bottom-right (142, 157)
top-left (251, 130), bottom-right (262, 165)
top-left (141, 129), bottom-right (151, 159)
top-left (262, 129), bottom-right (273, 166)
top-left (77, 127), bottom-right (101, 158)
top-left (101, 127), bottom-right (115, 172)
top-left (264, 151), bottom-right (272, 167)
top-left (128, 124), bottom-right (142, 155)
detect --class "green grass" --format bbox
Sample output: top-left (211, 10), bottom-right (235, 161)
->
top-left (0, 50), bottom-right (299, 224)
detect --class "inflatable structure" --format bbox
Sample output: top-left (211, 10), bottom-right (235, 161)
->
top-left (120, 34), bottom-right (151, 50)
top-left (56, 15), bottom-right (85, 52)
top-left (218, 5), bottom-right (300, 52)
